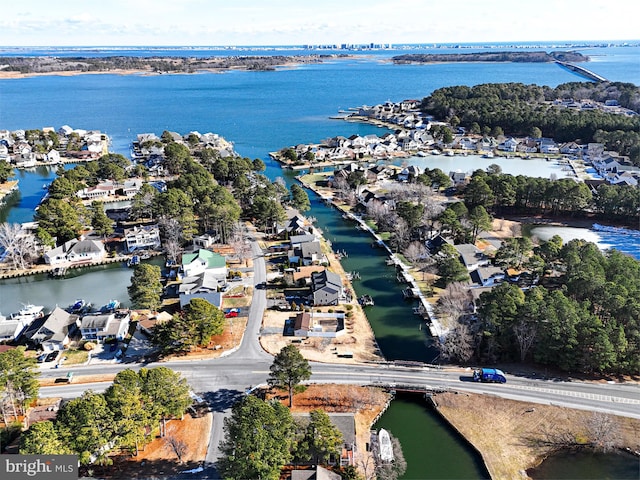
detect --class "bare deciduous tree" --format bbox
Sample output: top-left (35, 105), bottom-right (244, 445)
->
top-left (439, 323), bottom-right (476, 363)
top-left (513, 320), bottom-right (537, 362)
top-left (585, 412), bottom-right (619, 452)
top-left (164, 431), bottom-right (188, 464)
top-left (0, 223), bottom-right (37, 271)
top-left (436, 282), bottom-right (473, 326)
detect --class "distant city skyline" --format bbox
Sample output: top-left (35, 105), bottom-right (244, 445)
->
top-left (0, 0), bottom-right (638, 47)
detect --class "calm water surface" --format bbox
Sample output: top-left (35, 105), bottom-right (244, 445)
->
top-left (374, 393), bottom-right (489, 480)
top-left (1, 44), bottom-right (638, 477)
top-left (528, 449), bottom-right (640, 479)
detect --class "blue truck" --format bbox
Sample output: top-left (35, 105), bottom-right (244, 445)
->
top-left (473, 368), bottom-right (507, 383)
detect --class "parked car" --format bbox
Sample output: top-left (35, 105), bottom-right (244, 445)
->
top-left (225, 308), bottom-right (239, 318)
top-left (44, 351), bottom-right (60, 362)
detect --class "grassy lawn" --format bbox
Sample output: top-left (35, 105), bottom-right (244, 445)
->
top-left (62, 349), bottom-right (89, 365)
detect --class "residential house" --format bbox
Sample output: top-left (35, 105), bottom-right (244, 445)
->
top-left (77, 181), bottom-right (117, 200)
top-left (179, 292), bottom-right (223, 310)
top-left (124, 225), bottom-right (161, 252)
top-left (0, 318), bottom-right (32, 343)
top-left (538, 138), bottom-right (559, 155)
top-left (473, 266), bottom-right (505, 287)
top-left (311, 270), bottom-right (343, 306)
top-left (291, 466), bottom-right (341, 480)
top-left (66, 239), bottom-right (105, 263)
top-left (80, 311), bottom-right (130, 343)
top-left (192, 233), bottom-right (218, 249)
top-left (292, 311), bottom-right (345, 338)
top-left (449, 170), bottom-right (468, 185)
top-left (178, 270), bottom-right (220, 295)
top-left (283, 265), bottom-right (326, 287)
top-left (559, 142), bottom-right (583, 155)
top-left (22, 307), bottom-right (79, 352)
top-left (293, 413), bottom-right (356, 467)
top-left (44, 238), bottom-right (105, 265)
top-left (396, 165), bottom-right (422, 182)
top-left (285, 215), bottom-right (309, 236)
top-left (299, 240), bottom-right (324, 266)
top-left (181, 249), bottom-right (227, 278)
top-left (454, 244), bottom-right (488, 271)
top-left (45, 149), bottom-right (61, 164)
top-left (498, 137), bottom-right (519, 152)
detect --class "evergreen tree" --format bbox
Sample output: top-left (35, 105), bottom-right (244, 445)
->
top-left (267, 344), bottom-right (311, 407)
top-left (19, 421), bottom-right (69, 455)
top-left (218, 396), bottom-right (294, 480)
top-left (127, 264), bottom-right (162, 311)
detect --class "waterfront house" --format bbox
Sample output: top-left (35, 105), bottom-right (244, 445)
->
top-left (43, 238), bottom-right (105, 265)
top-left (293, 413), bottom-right (356, 467)
top-left (454, 244), bottom-right (488, 271)
top-left (66, 239), bottom-right (105, 263)
top-left (311, 270), bottom-right (343, 306)
top-left (77, 181), bottom-right (117, 200)
top-left (80, 311), bottom-right (130, 343)
top-left (0, 318), bottom-right (32, 343)
top-left (45, 149), bottom-right (61, 164)
top-left (284, 215), bottom-right (309, 236)
top-left (22, 307), bottom-right (79, 352)
top-left (498, 137), bottom-right (519, 152)
top-left (538, 138), bottom-right (559, 155)
top-left (124, 225), bottom-right (161, 252)
top-left (560, 142), bottom-right (583, 155)
top-left (181, 249), bottom-right (227, 278)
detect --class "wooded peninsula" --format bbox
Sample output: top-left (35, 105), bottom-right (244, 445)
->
top-left (0, 54), bottom-right (345, 76)
top-left (392, 50), bottom-right (588, 63)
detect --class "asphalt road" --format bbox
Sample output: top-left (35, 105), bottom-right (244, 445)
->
top-left (38, 238), bottom-right (640, 477)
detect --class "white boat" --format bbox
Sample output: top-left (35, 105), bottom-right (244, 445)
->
top-left (378, 428), bottom-right (394, 463)
top-left (9, 304), bottom-right (44, 320)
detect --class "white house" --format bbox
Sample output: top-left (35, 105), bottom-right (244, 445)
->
top-left (124, 225), bottom-right (161, 252)
top-left (66, 239), bottom-right (105, 263)
top-left (43, 239), bottom-right (79, 265)
top-left (498, 137), bottom-right (519, 152)
top-left (80, 311), bottom-right (130, 343)
top-left (45, 149), bottom-right (61, 164)
top-left (181, 249), bottom-right (227, 278)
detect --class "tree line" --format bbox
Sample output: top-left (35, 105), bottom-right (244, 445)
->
top-left (19, 367), bottom-right (192, 465)
top-left (441, 236), bottom-right (640, 376)
top-left (420, 81), bottom-right (640, 163)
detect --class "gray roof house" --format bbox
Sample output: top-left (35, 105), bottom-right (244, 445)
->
top-left (80, 312), bottom-right (130, 343)
top-left (22, 307), bottom-right (79, 352)
top-left (454, 244), bottom-right (488, 271)
top-left (311, 270), bottom-right (343, 306)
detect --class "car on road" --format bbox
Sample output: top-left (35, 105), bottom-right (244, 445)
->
top-left (225, 308), bottom-right (239, 318)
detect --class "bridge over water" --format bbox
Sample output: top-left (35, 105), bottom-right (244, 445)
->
top-left (555, 61), bottom-right (608, 82)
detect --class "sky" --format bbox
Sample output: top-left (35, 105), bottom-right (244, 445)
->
top-left (0, 0), bottom-right (638, 47)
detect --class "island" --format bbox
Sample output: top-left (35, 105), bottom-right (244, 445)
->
top-left (0, 54), bottom-right (346, 78)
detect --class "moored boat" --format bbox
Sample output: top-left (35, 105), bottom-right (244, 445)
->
top-left (100, 299), bottom-right (120, 313)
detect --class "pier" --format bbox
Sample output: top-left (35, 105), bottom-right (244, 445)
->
top-left (555, 61), bottom-right (608, 82)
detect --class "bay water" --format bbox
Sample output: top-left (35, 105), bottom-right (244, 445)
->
top-left (1, 44), bottom-right (639, 478)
